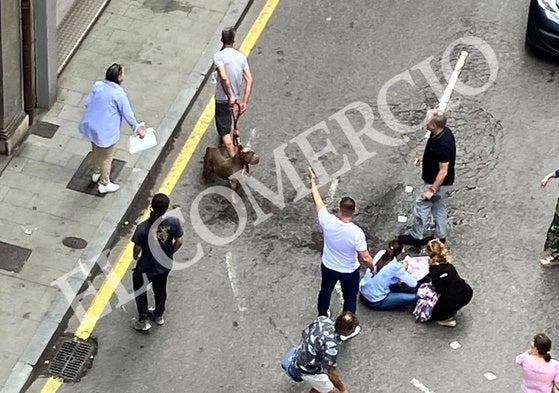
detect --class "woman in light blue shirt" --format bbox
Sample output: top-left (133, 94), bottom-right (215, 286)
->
top-left (79, 63), bottom-right (145, 194)
top-left (359, 239), bottom-right (418, 310)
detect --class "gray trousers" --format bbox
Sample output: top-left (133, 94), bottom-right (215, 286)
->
top-left (411, 183), bottom-right (453, 240)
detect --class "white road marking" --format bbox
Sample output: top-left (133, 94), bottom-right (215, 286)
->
top-left (423, 51), bottom-right (468, 140)
top-left (245, 127), bottom-right (257, 147)
top-left (334, 283), bottom-right (344, 305)
top-left (328, 178), bottom-right (339, 203)
top-left (328, 178), bottom-right (344, 306)
top-left (438, 50), bottom-right (468, 113)
top-left (225, 252), bottom-right (248, 312)
top-left (410, 378), bottom-right (436, 393)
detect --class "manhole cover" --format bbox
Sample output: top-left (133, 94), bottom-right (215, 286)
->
top-left (62, 237), bottom-right (87, 249)
top-left (48, 339), bottom-right (96, 382)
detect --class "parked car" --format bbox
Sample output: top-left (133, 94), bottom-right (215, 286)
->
top-left (526, 0), bottom-right (559, 56)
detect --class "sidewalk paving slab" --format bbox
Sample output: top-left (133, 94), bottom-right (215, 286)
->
top-left (0, 0), bottom-right (254, 392)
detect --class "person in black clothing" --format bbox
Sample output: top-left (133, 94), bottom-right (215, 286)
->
top-left (426, 238), bottom-right (472, 327)
top-left (400, 109), bottom-right (456, 247)
top-left (131, 193), bottom-right (184, 332)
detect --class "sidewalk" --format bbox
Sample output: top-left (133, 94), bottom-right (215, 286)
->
top-left (0, 0), bottom-right (252, 391)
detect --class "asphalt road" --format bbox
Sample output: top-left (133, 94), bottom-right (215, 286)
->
top-left (47, 0), bottom-right (559, 392)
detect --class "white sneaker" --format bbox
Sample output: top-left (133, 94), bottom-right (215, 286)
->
top-left (340, 325), bottom-right (361, 341)
top-left (133, 319), bottom-right (152, 332)
top-left (98, 182), bottom-right (119, 194)
top-left (91, 173), bottom-right (101, 183)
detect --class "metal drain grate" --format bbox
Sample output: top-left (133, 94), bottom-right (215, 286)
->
top-left (48, 339), bottom-right (96, 382)
top-left (30, 121), bottom-right (59, 139)
top-left (0, 241), bottom-right (32, 273)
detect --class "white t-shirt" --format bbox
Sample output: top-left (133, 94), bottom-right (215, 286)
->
top-left (213, 48), bottom-right (249, 102)
top-left (318, 207), bottom-right (367, 273)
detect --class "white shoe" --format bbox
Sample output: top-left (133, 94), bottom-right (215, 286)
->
top-left (91, 172), bottom-right (101, 183)
top-left (98, 182), bottom-right (120, 194)
top-left (340, 325), bottom-right (361, 341)
top-left (133, 319), bottom-right (152, 332)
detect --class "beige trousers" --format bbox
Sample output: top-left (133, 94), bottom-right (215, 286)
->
top-left (91, 143), bottom-right (116, 185)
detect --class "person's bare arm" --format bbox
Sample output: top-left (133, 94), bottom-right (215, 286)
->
top-left (424, 162), bottom-right (448, 200)
top-left (216, 65), bottom-right (235, 105)
top-left (358, 249), bottom-right (375, 273)
top-left (133, 244), bottom-right (141, 260)
top-left (327, 368), bottom-right (349, 393)
top-left (308, 167), bottom-right (325, 212)
top-left (240, 67), bottom-right (253, 114)
top-left (173, 236), bottom-right (184, 253)
top-left (541, 170), bottom-right (558, 188)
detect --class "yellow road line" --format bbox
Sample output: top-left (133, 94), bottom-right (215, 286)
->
top-left (41, 377), bottom-right (62, 392)
top-left (42, 0), bottom-right (280, 391)
top-left (239, 0), bottom-right (280, 57)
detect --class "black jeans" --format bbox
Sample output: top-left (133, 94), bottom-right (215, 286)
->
top-left (317, 264), bottom-right (360, 317)
top-left (132, 268), bottom-right (169, 321)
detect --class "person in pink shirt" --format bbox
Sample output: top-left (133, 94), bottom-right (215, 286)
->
top-left (516, 333), bottom-right (559, 393)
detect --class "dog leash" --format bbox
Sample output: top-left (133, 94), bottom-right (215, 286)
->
top-left (230, 102), bottom-right (250, 174)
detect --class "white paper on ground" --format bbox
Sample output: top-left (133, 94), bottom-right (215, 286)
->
top-left (398, 215), bottom-right (408, 223)
top-left (128, 127), bottom-right (157, 154)
top-left (405, 186), bottom-right (414, 193)
top-left (483, 372), bottom-right (496, 381)
top-left (450, 341), bottom-right (462, 349)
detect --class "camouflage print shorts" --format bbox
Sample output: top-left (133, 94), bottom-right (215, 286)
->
top-left (544, 198), bottom-right (559, 256)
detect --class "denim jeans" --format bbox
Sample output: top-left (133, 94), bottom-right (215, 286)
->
top-left (360, 292), bottom-right (418, 310)
top-left (281, 347), bottom-right (302, 382)
top-left (411, 183), bottom-right (453, 239)
top-left (317, 264), bottom-right (360, 316)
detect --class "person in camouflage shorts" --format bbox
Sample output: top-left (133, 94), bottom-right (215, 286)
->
top-left (540, 169), bottom-right (559, 266)
top-left (290, 312), bottom-right (359, 393)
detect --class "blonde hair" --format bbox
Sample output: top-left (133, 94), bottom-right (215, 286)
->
top-left (426, 239), bottom-right (452, 265)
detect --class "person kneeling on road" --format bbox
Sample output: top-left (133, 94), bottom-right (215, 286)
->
top-left (359, 239), bottom-right (418, 310)
top-left (425, 238), bottom-right (472, 327)
top-left (284, 311), bottom-right (358, 393)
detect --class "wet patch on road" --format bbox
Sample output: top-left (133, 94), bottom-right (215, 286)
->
top-left (142, 0), bottom-right (194, 14)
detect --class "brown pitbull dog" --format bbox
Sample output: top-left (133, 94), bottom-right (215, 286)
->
top-left (202, 146), bottom-right (260, 191)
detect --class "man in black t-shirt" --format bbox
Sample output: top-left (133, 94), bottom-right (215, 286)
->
top-left (400, 109), bottom-right (456, 247)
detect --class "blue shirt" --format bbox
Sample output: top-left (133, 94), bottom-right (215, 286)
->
top-left (79, 80), bottom-right (139, 147)
top-left (359, 250), bottom-right (418, 303)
